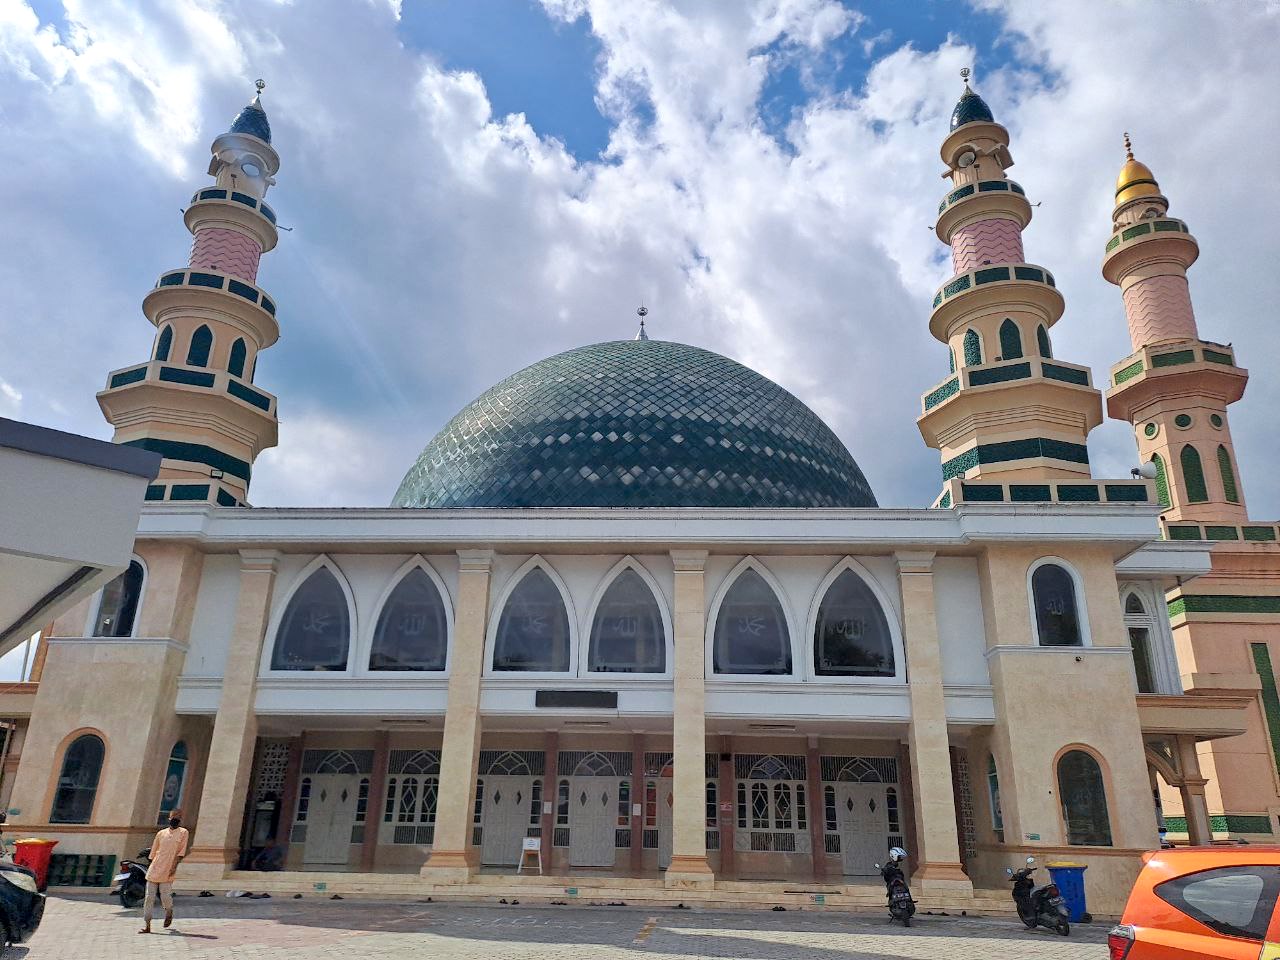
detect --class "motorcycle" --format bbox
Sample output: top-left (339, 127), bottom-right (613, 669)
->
top-left (1006, 856), bottom-right (1069, 936)
top-left (874, 846), bottom-right (916, 926)
top-left (111, 848), bottom-right (151, 909)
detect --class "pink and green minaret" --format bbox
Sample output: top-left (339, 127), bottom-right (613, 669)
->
top-left (97, 83), bottom-right (283, 506)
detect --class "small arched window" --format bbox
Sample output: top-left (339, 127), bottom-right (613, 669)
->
top-left (158, 741), bottom-right (188, 823)
top-left (186, 324), bottom-right (213, 367)
top-left (1151, 454), bottom-right (1170, 508)
top-left (963, 329), bottom-right (982, 366)
top-left (228, 338), bottom-right (247, 378)
top-left (813, 568), bottom-right (894, 677)
top-left (1031, 562), bottom-right (1082, 646)
top-left (270, 566), bottom-right (351, 671)
top-left (1180, 444), bottom-right (1208, 503)
top-left (493, 568), bottom-right (571, 672)
top-left (713, 568), bottom-right (791, 675)
top-left (155, 325), bottom-right (173, 361)
top-left (1057, 750), bottom-right (1112, 846)
top-left (987, 755), bottom-right (1003, 839)
top-left (51, 734), bottom-right (105, 824)
top-left (1036, 324), bottom-right (1052, 358)
top-left (1124, 593), bottom-right (1157, 694)
top-left (999, 318), bottom-right (1023, 360)
top-left (93, 560), bottom-right (145, 638)
top-left (370, 567), bottom-right (448, 671)
top-left (589, 568), bottom-right (665, 673)
top-left (1217, 445), bottom-right (1239, 504)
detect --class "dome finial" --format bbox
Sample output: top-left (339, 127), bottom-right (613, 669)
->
top-left (634, 305), bottom-right (650, 341)
top-left (1124, 131), bottom-right (1134, 160)
top-left (960, 66), bottom-right (971, 91)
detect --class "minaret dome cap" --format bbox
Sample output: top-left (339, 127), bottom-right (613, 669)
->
top-left (228, 81), bottom-right (272, 143)
top-left (949, 71), bottom-right (995, 130)
top-left (1115, 132), bottom-right (1160, 204)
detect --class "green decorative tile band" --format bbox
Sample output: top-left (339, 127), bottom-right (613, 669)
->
top-left (1057, 484), bottom-right (1100, 502)
top-left (975, 266), bottom-right (1011, 285)
top-left (924, 378), bottom-right (960, 410)
top-left (1104, 484), bottom-right (1149, 502)
top-left (1244, 526), bottom-right (1278, 542)
top-left (1205, 525), bottom-right (1240, 541)
top-left (937, 490), bottom-right (952, 509)
top-left (969, 362), bottom-right (1032, 386)
top-left (1013, 265), bottom-right (1045, 282)
top-left (159, 366), bottom-right (216, 387)
top-left (1163, 815), bottom-right (1274, 835)
top-left (1153, 220), bottom-right (1182, 233)
top-left (168, 484), bottom-right (211, 501)
top-left (144, 484), bottom-right (165, 501)
top-left (1166, 525), bottom-right (1201, 541)
top-left (216, 488), bottom-right (239, 507)
top-left (123, 438), bottom-right (251, 483)
top-left (1010, 484), bottom-right (1052, 502)
top-left (1204, 349), bottom-right (1233, 365)
top-left (1042, 362), bottom-right (1089, 385)
top-left (941, 447), bottom-right (980, 481)
top-left (943, 275), bottom-right (971, 297)
top-left (1251, 642), bottom-right (1280, 777)
top-left (961, 483), bottom-right (1004, 502)
top-left (1121, 223), bottom-right (1152, 240)
top-left (1114, 360), bottom-right (1144, 384)
top-left (1171, 595), bottom-right (1280, 616)
top-left (1153, 349), bottom-right (1196, 368)
top-left (1105, 235), bottom-right (1120, 253)
top-left (227, 379), bottom-right (272, 411)
top-left (941, 438), bottom-right (1089, 481)
top-left (109, 366), bottom-right (148, 388)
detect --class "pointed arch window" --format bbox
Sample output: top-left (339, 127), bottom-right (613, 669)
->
top-left (589, 568), bottom-right (665, 673)
top-left (493, 567), bottom-right (570, 672)
top-left (51, 734), bottom-right (105, 824)
top-left (158, 741), bottom-right (188, 823)
top-left (370, 567), bottom-right (448, 671)
top-left (228, 338), bottom-right (248, 378)
top-left (963, 329), bottom-right (982, 366)
top-left (998, 318), bottom-right (1023, 360)
top-left (1151, 454), bottom-right (1170, 508)
top-left (1180, 444), bottom-right (1208, 503)
top-left (1036, 324), bottom-right (1052, 358)
top-left (1217, 445), bottom-right (1239, 503)
top-left (1057, 750), bottom-right (1112, 846)
top-left (155, 325), bottom-right (173, 361)
top-left (186, 324), bottom-right (213, 367)
top-left (987, 755), bottom-right (1003, 839)
top-left (93, 560), bottom-right (145, 638)
top-left (813, 569), bottom-right (894, 677)
top-left (1031, 562), bottom-right (1082, 646)
top-left (1124, 593), bottom-right (1157, 694)
top-left (713, 568), bottom-right (791, 675)
top-left (270, 566), bottom-right (351, 671)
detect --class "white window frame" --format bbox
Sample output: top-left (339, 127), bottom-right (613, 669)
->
top-left (260, 554), bottom-right (359, 678)
top-left (1025, 556), bottom-right (1092, 648)
top-left (484, 555), bottom-right (578, 679)
top-left (356, 555), bottom-right (454, 678)
top-left (704, 557), bottom-right (798, 681)
top-left (579, 556), bottom-right (673, 678)
top-left (802, 557), bottom-right (905, 685)
top-left (83, 554), bottom-right (149, 639)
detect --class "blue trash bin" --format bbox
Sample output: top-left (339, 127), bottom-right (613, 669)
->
top-left (1046, 861), bottom-right (1088, 922)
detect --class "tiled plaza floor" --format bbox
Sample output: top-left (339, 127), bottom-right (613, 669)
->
top-left (15, 894), bottom-right (1110, 959)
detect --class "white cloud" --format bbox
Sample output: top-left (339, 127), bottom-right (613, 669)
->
top-left (1, 0), bottom-right (1278, 513)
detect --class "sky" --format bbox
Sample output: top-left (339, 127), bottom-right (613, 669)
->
top-left (2, 0), bottom-right (1279, 515)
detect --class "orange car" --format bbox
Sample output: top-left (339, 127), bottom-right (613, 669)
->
top-left (1110, 847), bottom-right (1280, 959)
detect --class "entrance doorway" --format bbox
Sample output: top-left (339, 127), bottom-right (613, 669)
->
top-left (295, 750), bottom-right (373, 868)
top-left (481, 776), bottom-right (538, 866)
top-left (834, 783), bottom-right (887, 876)
top-left (559, 752), bottom-right (630, 869)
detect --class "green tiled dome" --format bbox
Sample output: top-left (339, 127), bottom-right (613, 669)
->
top-left (393, 339), bottom-right (877, 509)
top-left (950, 86), bottom-right (994, 130)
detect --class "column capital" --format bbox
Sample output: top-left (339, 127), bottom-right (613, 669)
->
top-left (895, 550), bottom-right (937, 575)
top-left (670, 549), bottom-right (709, 572)
top-left (456, 548), bottom-right (494, 572)
top-left (237, 548), bottom-right (280, 572)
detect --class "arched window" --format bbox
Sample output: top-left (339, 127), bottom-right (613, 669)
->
top-left (228, 338), bottom-right (247, 378)
top-left (186, 324), bottom-right (213, 367)
top-left (493, 567), bottom-right (570, 672)
top-left (713, 568), bottom-right (791, 675)
top-left (1218, 445), bottom-right (1239, 503)
top-left (1031, 562), bottom-right (1082, 646)
top-left (1151, 454), bottom-right (1170, 508)
top-left (963, 328), bottom-right (982, 366)
top-left (1057, 750), bottom-right (1112, 846)
top-left (589, 568), bottom-right (665, 673)
top-left (1036, 324), bottom-right (1052, 358)
top-left (999, 318), bottom-right (1023, 360)
top-left (92, 560), bottom-right (145, 638)
top-left (155, 325), bottom-right (173, 361)
top-left (270, 566), bottom-right (351, 671)
top-left (987, 755), bottom-right (1003, 839)
top-left (1124, 593), bottom-right (1157, 694)
top-left (948, 349), bottom-right (956, 374)
top-left (158, 741), bottom-right (188, 823)
top-left (50, 734), bottom-right (105, 824)
top-left (1180, 444), bottom-right (1208, 503)
top-left (813, 568), bottom-right (894, 677)
top-left (370, 567), bottom-right (448, 671)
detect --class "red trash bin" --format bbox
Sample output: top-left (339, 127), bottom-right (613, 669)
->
top-left (13, 838), bottom-right (59, 892)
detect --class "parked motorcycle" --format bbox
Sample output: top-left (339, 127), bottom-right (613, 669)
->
top-left (111, 849), bottom-right (151, 909)
top-left (1006, 856), bottom-right (1069, 936)
top-left (874, 846), bottom-right (916, 926)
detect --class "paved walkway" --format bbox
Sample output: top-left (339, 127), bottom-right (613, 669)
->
top-left (17, 894), bottom-right (1110, 959)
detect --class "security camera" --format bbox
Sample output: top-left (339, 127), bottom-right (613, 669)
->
top-left (1131, 462), bottom-right (1158, 480)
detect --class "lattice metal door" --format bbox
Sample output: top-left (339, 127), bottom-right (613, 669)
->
top-left (303, 774), bottom-right (359, 866)
top-left (656, 779), bottom-right (674, 869)
top-left (480, 777), bottom-right (533, 867)
top-left (836, 783), bottom-right (886, 877)
top-left (568, 777), bottom-right (617, 868)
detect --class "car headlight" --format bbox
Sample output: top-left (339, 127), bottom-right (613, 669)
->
top-left (2, 872), bottom-right (38, 895)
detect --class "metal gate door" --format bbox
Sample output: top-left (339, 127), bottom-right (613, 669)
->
top-left (836, 783), bottom-right (887, 877)
top-left (481, 776), bottom-right (533, 866)
top-left (568, 777), bottom-right (617, 868)
top-left (303, 774), bottom-right (358, 866)
top-left (656, 778), bottom-right (674, 869)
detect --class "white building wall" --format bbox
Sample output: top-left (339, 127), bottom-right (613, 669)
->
top-left (933, 557), bottom-right (992, 687)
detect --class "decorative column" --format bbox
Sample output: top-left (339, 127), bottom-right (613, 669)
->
top-left (361, 731), bottom-right (390, 871)
top-left (1176, 735), bottom-right (1213, 846)
top-left (717, 738), bottom-right (735, 879)
top-left (421, 549), bottom-right (493, 881)
top-left (630, 732), bottom-right (645, 875)
top-left (541, 730), bottom-right (560, 875)
top-left (896, 551), bottom-right (972, 895)
top-left (666, 550), bottom-right (714, 888)
top-left (805, 737), bottom-right (826, 881)
top-left (182, 549), bottom-right (279, 878)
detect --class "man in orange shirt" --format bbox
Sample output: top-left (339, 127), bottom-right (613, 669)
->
top-left (139, 809), bottom-right (189, 934)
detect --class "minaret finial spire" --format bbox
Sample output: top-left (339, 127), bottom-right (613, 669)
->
top-left (1123, 131), bottom-right (1133, 160)
top-left (960, 66), bottom-right (971, 90)
top-left (634, 305), bottom-right (650, 341)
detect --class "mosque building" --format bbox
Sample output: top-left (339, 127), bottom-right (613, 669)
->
top-left (7, 75), bottom-right (1278, 914)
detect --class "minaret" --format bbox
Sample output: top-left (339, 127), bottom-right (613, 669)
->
top-left (98, 83), bottom-right (282, 507)
top-left (1103, 136), bottom-right (1249, 523)
top-left (918, 71), bottom-right (1103, 500)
